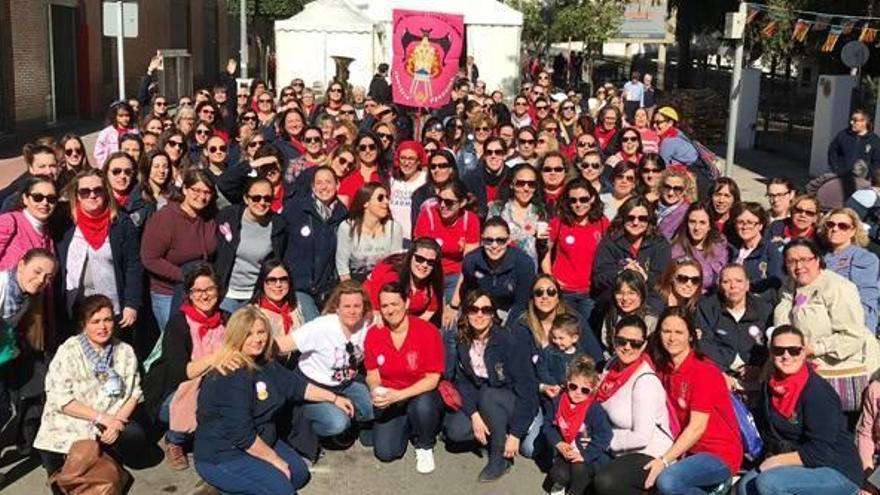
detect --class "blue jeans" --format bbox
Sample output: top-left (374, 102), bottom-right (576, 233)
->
top-left (736, 466), bottom-right (859, 495)
top-left (158, 393), bottom-right (190, 445)
top-left (655, 453), bottom-right (731, 495)
top-left (295, 291), bottom-right (320, 323)
top-left (144, 291), bottom-right (174, 371)
top-left (443, 274), bottom-right (460, 305)
top-left (373, 391), bottom-right (442, 462)
top-left (195, 440), bottom-right (310, 495)
top-left (301, 381), bottom-right (373, 437)
top-left (220, 297), bottom-right (248, 314)
top-left (444, 387), bottom-right (540, 461)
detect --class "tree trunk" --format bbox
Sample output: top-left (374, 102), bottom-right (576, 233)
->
top-left (676, 18), bottom-right (692, 88)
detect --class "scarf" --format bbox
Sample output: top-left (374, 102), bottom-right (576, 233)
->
top-left (76, 205), bottom-right (111, 250)
top-left (656, 201), bottom-right (685, 225)
top-left (113, 190), bottom-right (129, 207)
top-left (271, 183), bottom-right (284, 213)
top-left (313, 193), bottom-right (336, 221)
top-left (77, 333), bottom-right (123, 398)
top-left (260, 297), bottom-right (293, 335)
top-left (180, 302), bottom-right (223, 340)
top-left (289, 137), bottom-right (306, 155)
top-left (595, 126), bottom-right (618, 151)
top-left (595, 354), bottom-right (648, 402)
top-left (555, 390), bottom-right (593, 444)
top-left (659, 126), bottom-right (680, 141)
top-left (783, 223), bottom-right (814, 240)
top-left (483, 164), bottom-right (506, 187)
top-left (2, 270), bottom-right (28, 325)
top-left (769, 362), bottom-right (810, 419)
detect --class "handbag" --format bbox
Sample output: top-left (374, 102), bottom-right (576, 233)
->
top-left (438, 379), bottom-right (463, 411)
top-left (48, 439), bottom-right (130, 495)
top-left (169, 376), bottom-right (203, 433)
top-left (730, 392), bottom-right (763, 461)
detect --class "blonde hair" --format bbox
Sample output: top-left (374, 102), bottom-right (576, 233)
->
top-left (537, 131), bottom-right (559, 156)
top-left (657, 168), bottom-right (697, 204)
top-left (322, 279), bottom-right (372, 316)
top-left (819, 207), bottom-right (869, 248)
top-left (211, 306), bottom-right (275, 375)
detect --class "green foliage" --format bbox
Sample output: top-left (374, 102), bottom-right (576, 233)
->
top-left (506, 0), bottom-right (544, 49)
top-left (224, 0), bottom-right (304, 18)
top-left (551, 0), bottom-right (627, 50)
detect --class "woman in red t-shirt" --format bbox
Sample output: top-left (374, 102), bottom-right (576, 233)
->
top-left (364, 282), bottom-right (445, 473)
top-left (542, 177), bottom-right (608, 329)
top-left (645, 306), bottom-right (743, 494)
top-left (364, 238), bottom-right (444, 326)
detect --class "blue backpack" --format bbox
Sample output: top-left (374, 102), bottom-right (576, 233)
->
top-left (730, 392), bottom-right (763, 461)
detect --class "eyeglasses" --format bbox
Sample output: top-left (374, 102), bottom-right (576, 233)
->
top-left (208, 145), bottom-right (228, 153)
top-left (237, 94), bottom-right (249, 100)
top-left (535, 105), bottom-right (549, 111)
top-left (168, 140), bottom-right (185, 149)
top-left (77, 186), bottom-right (105, 199)
top-left (476, 126), bottom-right (491, 132)
top-left (430, 162), bottom-right (452, 171)
top-left (514, 101), bottom-right (528, 107)
top-left (373, 194), bottom-right (387, 203)
top-left (281, 91), bottom-right (295, 97)
top-left (28, 193), bottom-right (58, 205)
top-left (542, 166), bottom-right (565, 174)
top-left (736, 219), bottom-right (759, 228)
top-left (568, 195), bottom-right (591, 205)
top-left (247, 140), bottom-right (265, 149)
top-left (662, 184), bottom-right (685, 193)
top-left (248, 194), bottom-right (273, 204)
top-left (533, 287), bottom-right (558, 298)
top-left (258, 98), bottom-right (273, 104)
top-left (579, 161), bottom-right (603, 171)
top-left (110, 168), bottom-right (134, 177)
top-left (293, 81), bottom-right (304, 87)
top-left (566, 382), bottom-right (592, 395)
top-left (467, 305), bottom-right (494, 316)
top-left (484, 148), bottom-right (505, 157)
top-left (412, 253), bottom-right (437, 265)
top-left (481, 236), bottom-right (509, 246)
top-left (190, 286), bottom-right (219, 296)
top-left (626, 214), bottom-right (649, 224)
top-left (329, 87), bottom-right (343, 94)
top-left (652, 118), bottom-right (668, 126)
top-left (64, 147), bottom-right (83, 157)
top-left (200, 109), bottom-right (215, 115)
top-left (513, 179), bottom-right (537, 189)
top-left (155, 101), bottom-right (167, 107)
top-left (265, 275), bottom-right (290, 285)
top-left (613, 336), bottom-right (645, 349)
top-left (786, 255), bottom-right (816, 267)
top-left (335, 156), bottom-right (352, 167)
top-left (358, 143), bottom-right (377, 152)
top-left (439, 198), bottom-right (460, 209)
top-left (674, 274), bottom-right (701, 285)
top-left (562, 105), bottom-right (575, 111)
top-left (766, 191), bottom-right (791, 199)
top-left (824, 220), bottom-right (854, 231)
top-left (792, 206), bottom-right (817, 217)
top-left (179, 100), bottom-right (193, 107)
top-left (341, 110), bottom-right (356, 116)
top-left (378, 133), bottom-right (394, 140)
top-left (303, 136), bottom-right (322, 144)
top-left (770, 346), bottom-right (803, 357)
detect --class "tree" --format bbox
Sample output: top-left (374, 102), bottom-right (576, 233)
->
top-left (224, 0), bottom-right (304, 17)
top-left (670, 0), bottom-right (737, 88)
top-left (506, 0), bottom-right (544, 52)
top-left (551, 0), bottom-right (627, 86)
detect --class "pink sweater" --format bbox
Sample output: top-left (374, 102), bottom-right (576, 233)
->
top-left (0, 210), bottom-right (54, 271)
top-left (858, 381), bottom-right (880, 468)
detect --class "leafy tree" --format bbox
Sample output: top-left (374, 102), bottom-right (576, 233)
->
top-left (670, 0), bottom-right (737, 87)
top-left (224, 0), bottom-right (304, 17)
top-left (506, 0), bottom-right (545, 52)
top-left (551, 0), bottom-right (627, 85)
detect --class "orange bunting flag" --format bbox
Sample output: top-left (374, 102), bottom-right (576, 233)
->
top-left (841, 20), bottom-right (856, 35)
top-left (746, 7), bottom-right (760, 24)
top-left (821, 26), bottom-right (843, 53)
top-left (762, 20), bottom-right (779, 38)
top-left (860, 26), bottom-right (878, 44)
top-left (813, 16), bottom-right (831, 31)
top-left (792, 19), bottom-right (811, 42)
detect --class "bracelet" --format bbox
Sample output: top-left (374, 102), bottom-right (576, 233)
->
top-left (659, 456), bottom-right (670, 468)
top-left (91, 413), bottom-right (103, 428)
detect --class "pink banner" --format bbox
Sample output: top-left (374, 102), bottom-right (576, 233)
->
top-left (391, 9), bottom-right (464, 109)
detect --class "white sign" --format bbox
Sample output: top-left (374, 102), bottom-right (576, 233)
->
top-left (102, 2), bottom-right (138, 38)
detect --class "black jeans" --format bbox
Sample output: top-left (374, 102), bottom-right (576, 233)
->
top-left (373, 390), bottom-right (442, 462)
top-left (444, 387), bottom-right (516, 461)
top-left (548, 456), bottom-right (597, 495)
top-left (593, 453), bottom-right (653, 495)
top-left (39, 420), bottom-right (150, 475)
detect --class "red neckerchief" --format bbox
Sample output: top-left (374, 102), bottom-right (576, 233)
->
top-left (629, 238), bottom-right (641, 258)
top-left (595, 127), bottom-right (618, 150)
top-left (621, 150), bottom-right (642, 163)
top-left (76, 204), bottom-right (111, 250)
top-left (180, 303), bottom-right (223, 340)
top-left (595, 354), bottom-right (648, 402)
top-left (113, 190), bottom-right (129, 208)
top-left (260, 297), bottom-right (293, 335)
top-left (271, 183), bottom-right (284, 213)
top-left (659, 126), bottom-right (679, 141)
top-left (555, 390), bottom-right (593, 444)
top-left (115, 126), bottom-right (129, 138)
top-left (783, 222), bottom-right (814, 240)
top-left (769, 363), bottom-right (810, 419)
top-left (289, 137), bottom-right (306, 154)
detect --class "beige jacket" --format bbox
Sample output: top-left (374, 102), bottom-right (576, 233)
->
top-left (774, 269), bottom-right (880, 376)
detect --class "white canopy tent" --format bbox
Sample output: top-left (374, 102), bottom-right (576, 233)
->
top-left (275, 0), bottom-right (524, 98)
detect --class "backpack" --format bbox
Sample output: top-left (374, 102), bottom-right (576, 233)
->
top-left (730, 392), bottom-right (764, 461)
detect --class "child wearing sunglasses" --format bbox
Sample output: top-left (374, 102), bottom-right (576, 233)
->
top-left (542, 355), bottom-right (612, 495)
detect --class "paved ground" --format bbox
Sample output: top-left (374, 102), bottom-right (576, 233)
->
top-left (0, 127), bottom-right (810, 494)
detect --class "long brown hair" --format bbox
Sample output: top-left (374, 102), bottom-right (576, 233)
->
top-left (455, 288), bottom-right (499, 345)
top-left (347, 182), bottom-right (390, 239)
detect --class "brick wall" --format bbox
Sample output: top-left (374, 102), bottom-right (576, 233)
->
top-left (10, 0), bottom-right (49, 126)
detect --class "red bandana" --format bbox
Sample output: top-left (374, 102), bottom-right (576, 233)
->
top-left (259, 297), bottom-right (293, 335)
top-left (555, 390), bottom-right (593, 445)
top-left (595, 354), bottom-right (648, 403)
top-left (769, 363), bottom-right (810, 419)
top-left (271, 183), bottom-right (284, 213)
top-left (783, 223), bottom-right (814, 240)
top-left (113, 190), bottom-right (129, 207)
top-left (76, 205), bottom-right (111, 250)
top-left (659, 126), bottom-right (679, 140)
top-left (181, 303), bottom-right (223, 340)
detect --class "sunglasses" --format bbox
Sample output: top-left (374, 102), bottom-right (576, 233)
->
top-left (167, 140), bottom-right (185, 149)
top-left (533, 287), bottom-right (558, 298)
top-left (303, 136), bottom-right (322, 144)
top-left (155, 101), bottom-right (167, 107)
top-left (335, 156), bottom-right (353, 167)
top-left (341, 110), bottom-right (356, 116)
top-left (675, 274), bottom-right (701, 285)
top-left (208, 145), bottom-right (228, 153)
top-left (374, 194), bottom-right (387, 203)
top-left (200, 109), bottom-right (216, 115)
top-left (626, 214), bottom-right (649, 223)
top-left (77, 186), bottom-right (105, 198)
top-left (792, 206), bottom-right (817, 217)
top-left (616, 174), bottom-right (636, 182)
top-left (467, 305), bottom-right (494, 316)
top-left (241, 115), bottom-right (257, 122)
top-left (663, 184), bottom-right (685, 193)
top-left (770, 346), bottom-right (803, 357)
top-left (642, 167), bottom-right (663, 174)
top-left (412, 253), bottom-right (437, 265)
top-left (430, 162), bottom-right (452, 171)
top-left (179, 100), bottom-right (193, 107)
top-left (485, 149), bottom-right (505, 157)
top-left (567, 382), bottom-right (592, 395)
top-left (579, 161), bottom-right (603, 171)
top-left (64, 147), bottom-right (83, 156)
top-left (247, 140), bottom-right (265, 149)
top-left (28, 192), bottom-right (59, 204)
top-left (514, 179), bottom-right (536, 189)
top-left (293, 82), bottom-right (304, 87)
top-left (110, 168), bottom-right (134, 177)
top-left (562, 106), bottom-right (575, 111)
top-left (476, 126), bottom-right (491, 132)
top-left (378, 133), bottom-right (394, 140)
top-left (568, 195), bottom-right (591, 205)
top-left (535, 105), bottom-right (549, 111)
top-left (543, 166), bottom-right (565, 174)
top-left (613, 336), bottom-right (645, 349)
top-left (577, 141), bottom-right (596, 148)
top-left (621, 136), bottom-right (640, 143)
top-left (358, 143), bottom-right (377, 152)
top-left (196, 129), bottom-right (211, 136)
top-left (248, 194), bottom-right (273, 204)
top-left (329, 88), bottom-right (343, 94)
top-left (439, 198), bottom-right (459, 209)
top-left (824, 221), bottom-right (853, 231)
top-left (258, 98), bottom-right (273, 103)
top-left (265, 275), bottom-right (290, 285)
top-left (281, 91), bottom-right (295, 97)
top-left (482, 236), bottom-right (509, 246)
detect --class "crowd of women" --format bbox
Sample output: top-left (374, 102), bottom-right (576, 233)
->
top-left (3, 58), bottom-right (880, 495)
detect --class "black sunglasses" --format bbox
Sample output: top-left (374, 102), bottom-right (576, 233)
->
top-left (770, 346), bottom-right (803, 357)
top-left (248, 194), bottom-right (273, 204)
top-left (613, 336), bottom-right (645, 349)
top-left (467, 305), bottom-right (494, 316)
top-left (28, 193), bottom-right (58, 205)
top-left (675, 274), bottom-right (701, 285)
top-left (412, 253), bottom-right (437, 265)
top-left (265, 275), bottom-right (290, 285)
top-left (533, 287), bottom-right (558, 298)
top-left (77, 186), bottom-right (106, 199)
top-left (567, 382), bottom-right (592, 395)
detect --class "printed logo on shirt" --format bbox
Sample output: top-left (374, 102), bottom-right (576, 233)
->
top-left (377, 354), bottom-right (385, 366)
top-left (495, 362), bottom-right (505, 381)
top-left (565, 235), bottom-right (576, 245)
top-left (406, 351), bottom-right (418, 371)
top-left (300, 225), bottom-right (311, 237)
top-left (331, 345), bottom-right (362, 383)
top-left (256, 381), bottom-right (269, 401)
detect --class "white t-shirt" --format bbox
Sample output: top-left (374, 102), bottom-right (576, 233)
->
top-left (389, 171), bottom-right (426, 240)
top-left (293, 314), bottom-right (371, 387)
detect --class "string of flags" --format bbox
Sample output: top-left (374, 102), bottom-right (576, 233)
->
top-left (745, 2), bottom-right (880, 53)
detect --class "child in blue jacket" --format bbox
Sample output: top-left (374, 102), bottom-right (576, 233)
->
top-left (537, 314), bottom-right (584, 412)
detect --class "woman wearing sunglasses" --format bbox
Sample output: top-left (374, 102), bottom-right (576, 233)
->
top-left (774, 238), bottom-right (880, 412)
top-left (736, 325), bottom-right (863, 495)
top-left (605, 128), bottom-right (643, 169)
top-left (58, 134), bottom-right (91, 191)
top-left (655, 169), bottom-right (695, 242)
top-left (644, 306), bottom-right (743, 495)
top-left (214, 178), bottom-right (287, 313)
top-left (654, 258), bottom-right (703, 317)
top-left (767, 194), bottom-right (820, 251)
top-left (598, 270), bottom-right (658, 352)
top-left (336, 183), bottom-right (402, 283)
top-left (506, 127), bottom-right (539, 169)
top-left (365, 238), bottom-right (444, 328)
top-left (670, 203), bottom-right (728, 292)
top-left (57, 168), bottom-right (143, 331)
top-left (284, 126), bottom-right (329, 187)
top-left (0, 176), bottom-right (58, 270)
top-left (248, 259), bottom-right (303, 368)
top-left (819, 207), bottom-right (880, 332)
top-left (593, 315), bottom-right (673, 495)
top-left (187, 120), bottom-right (214, 166)
top-left (410, 150), bottom-right (461, 233)
top-left (696, 263), bottom-right (772, 393)
top-left (270, 108), bottom-right (307, 170)
top-left (487, 164), bottom-right (547, 265)
top-left (576, 150), bottom-right (608, 196)
top-left (103, 152), bottom-right (139, 218)
top-left (158, 129), bottom-right (188, 187)
top-left (338, 131), bottom-right (384, 208)
top-left (444, 289), bottom-right (539, 482)
top-left (463, 137), bottom-right (511, 219)
top-left (600, 161), bottom-right (639, 221)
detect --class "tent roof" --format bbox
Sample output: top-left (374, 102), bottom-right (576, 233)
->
top-left (276, 0), bottom-right (375, 33)
top-left (348, 0), bottom-right (523, 27)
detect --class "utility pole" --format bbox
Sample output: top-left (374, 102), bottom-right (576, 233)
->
top-left (723, 2), bottom-right (746, 177)
top-left (240, 0), bottom-right (248, 78)
top-left (116, 0), bottom-right (125, 100)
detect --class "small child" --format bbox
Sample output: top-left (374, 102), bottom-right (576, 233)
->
top-left (542, 355), bottom-right (612, 495)
top-left (537, 314), bottom-right (583, 400)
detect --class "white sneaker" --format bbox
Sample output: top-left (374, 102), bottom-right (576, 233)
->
top-left (415, 447), bottom-right (435, 474)
top-left (549, 487), bottom-right (566, 495)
